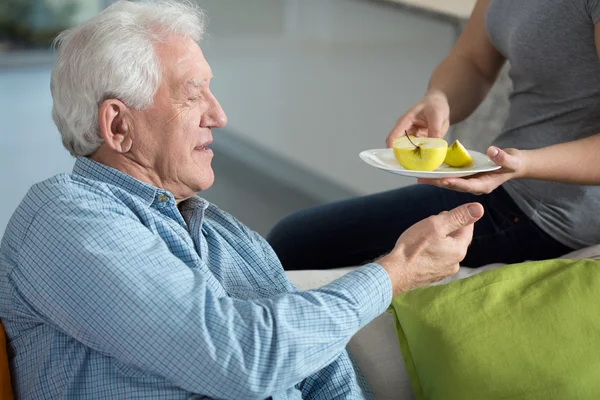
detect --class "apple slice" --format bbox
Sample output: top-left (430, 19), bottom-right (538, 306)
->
top-left (444, 139), bottom-right (473, 167)
top-left (393, 134), bottom-right (448, 171)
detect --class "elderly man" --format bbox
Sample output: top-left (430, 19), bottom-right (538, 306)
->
top-left (0, 1), bottom-right (484, 399)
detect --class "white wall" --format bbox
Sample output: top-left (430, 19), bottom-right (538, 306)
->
top-left (201, 0), bottom-right (456, 195)
top-left (0, 0), bottom-right (457, 236)
top-left (385, 0), bottom-right (476, 19)
top-left (0, 67), bottom-right (75, 237)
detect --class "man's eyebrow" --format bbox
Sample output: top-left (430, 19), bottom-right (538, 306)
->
top-left (188, 78), bottom-right (213, 87)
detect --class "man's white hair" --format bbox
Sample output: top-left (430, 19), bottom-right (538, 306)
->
top-left (51, 0), bottom-right (207, 156)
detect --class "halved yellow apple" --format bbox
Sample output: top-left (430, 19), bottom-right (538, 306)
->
top-left (393, 135), bottom-right (448, 171)
top-left (444, 139), bottom-right (473, 167)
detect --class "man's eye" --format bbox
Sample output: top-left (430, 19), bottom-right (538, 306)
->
top-left (188, 97), bottom-right (198, 102)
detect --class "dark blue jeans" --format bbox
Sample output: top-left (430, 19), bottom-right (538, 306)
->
top-left (266, 185), bottom-right (573, 270)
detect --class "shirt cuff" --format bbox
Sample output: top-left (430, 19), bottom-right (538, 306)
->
top-left (324, 263), bottom-right (393, 329)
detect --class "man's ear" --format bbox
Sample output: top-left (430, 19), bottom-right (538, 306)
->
top-left (98, 99), bottom-right (133, 153)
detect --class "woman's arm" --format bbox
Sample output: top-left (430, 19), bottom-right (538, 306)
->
top-left (419, 132), bottom-right (600, 194)
top-left (419, 18), bottom-right (600, 192)
top-left (520, 133), bottom-right (600, 185)
top-left (420, 21), bottom-right (600, 192)
top-left (387, 0), bottom-right (506, 144)
top-left (520, 23), bottom-right (600, 185)
top-left (428, 0), bottom-right (506, 123)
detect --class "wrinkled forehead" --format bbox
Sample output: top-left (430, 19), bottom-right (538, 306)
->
top-left (156, 37), bottom-right (212, 88)
top-left (174, 53), bottom-right (212, 82)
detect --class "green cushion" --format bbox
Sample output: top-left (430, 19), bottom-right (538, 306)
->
top-left (389, 259), bottom-right (600, 400)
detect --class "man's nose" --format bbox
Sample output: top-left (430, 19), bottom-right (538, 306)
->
top-left (214, 107), bottom-right (227, 128)
top-left (202, 96), bottom-right (227, 128)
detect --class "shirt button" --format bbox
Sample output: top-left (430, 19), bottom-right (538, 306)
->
top-left (158, 194), bottom-right (168, 203)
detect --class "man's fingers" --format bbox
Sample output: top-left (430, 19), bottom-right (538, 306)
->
top-left (437, 203), bottom-right (484, 236)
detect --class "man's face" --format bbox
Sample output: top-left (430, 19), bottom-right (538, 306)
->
top-left (128, 36), bottom-right (227, 199)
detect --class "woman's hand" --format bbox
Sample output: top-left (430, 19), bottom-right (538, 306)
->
top-left (418, 147), bottom-right (527, 195)
top-left (386, 90), bottom-right (451, 148)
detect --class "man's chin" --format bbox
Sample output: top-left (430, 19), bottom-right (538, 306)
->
top-left (192, 170), bottom-right (215, 193)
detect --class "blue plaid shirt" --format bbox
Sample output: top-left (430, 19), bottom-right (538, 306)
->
top-left (0, 157), bottom-right (391, 399)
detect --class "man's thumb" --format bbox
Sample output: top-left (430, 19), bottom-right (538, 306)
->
top-left (440, 203), bottom-right (484, 235)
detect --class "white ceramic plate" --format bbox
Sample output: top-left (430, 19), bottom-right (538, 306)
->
top-left (359, 148), bottom-right (501, 178)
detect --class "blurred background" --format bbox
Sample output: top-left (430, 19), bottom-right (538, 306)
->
top-left (0, 0), bottom-right (510, 237)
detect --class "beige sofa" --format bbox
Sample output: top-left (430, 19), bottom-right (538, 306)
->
top-left (286, 244), bottom-right (600, 400)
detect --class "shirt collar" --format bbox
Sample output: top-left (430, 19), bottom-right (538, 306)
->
top-left (179, 195), bottom-right (209, 213)
top-left (72, 157), bottom-right (211, 211)
top-left (73, 157), bottom-right (159, 207)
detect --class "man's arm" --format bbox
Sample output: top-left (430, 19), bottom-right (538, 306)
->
top-left (256, 236), bottom-right (374, 399)
top-left (298, 352), bottom-right (374, 400)
top-left (14, 199), bottom-right (391, 399)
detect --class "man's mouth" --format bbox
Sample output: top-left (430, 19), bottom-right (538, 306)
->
top-left (195, 140), bottom-right (213, 151)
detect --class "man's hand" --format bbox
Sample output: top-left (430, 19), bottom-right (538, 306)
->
top-left (378, 202), bottom-right (484, 297)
